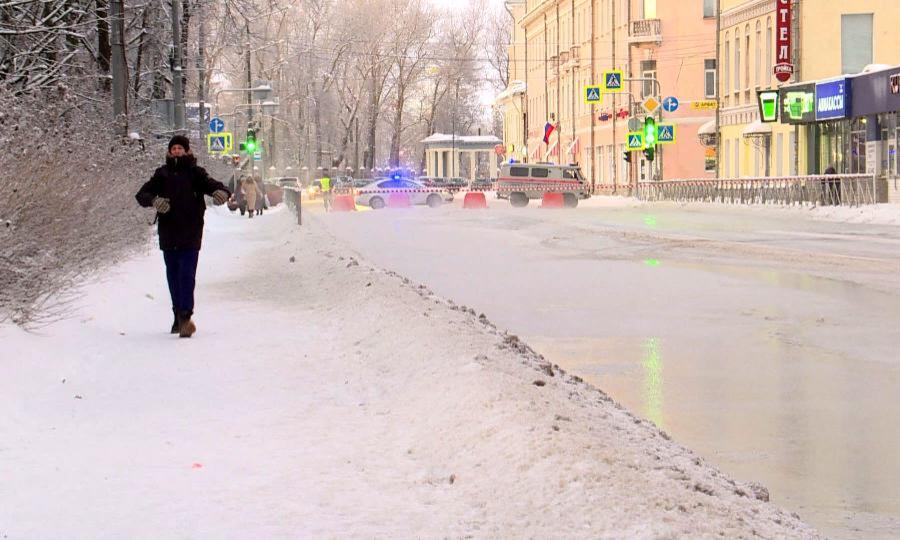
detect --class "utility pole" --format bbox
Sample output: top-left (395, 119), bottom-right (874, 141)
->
top-left (452, 77), bottom-right (460, 178)
top-left (245, 22), bottom-right (253, 125)
top-left (172, 0), bottom-right (185, 134)
top-left (715, 0), bottom-right (722, 178)
top-left (198, 0), bottom-right (207, 139)
top-left (109, 0), bottom-right (128, 136)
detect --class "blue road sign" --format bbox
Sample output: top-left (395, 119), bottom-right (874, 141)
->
top-left (209, 117), bottom-right (225, 133)
top-left (585, 86), bottom-right (601, 102)
top-left (657, 124), bottom-right (676, 144)
top-left (662, 96), bottom-right (680, 113)
top-left (208, 135), bottom-right (227, 152)
top-left (605, 71), bottom-right (623, 90)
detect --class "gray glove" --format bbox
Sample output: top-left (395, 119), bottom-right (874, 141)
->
top-left (212, 190), bottom-right (229, 205)
top-left (152, 197), bottom-right (171, 214)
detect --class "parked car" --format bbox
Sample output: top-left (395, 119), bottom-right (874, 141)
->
top-left (496, 163), bottom-right (589, 208)
top-left (272, 176), bottom-right (300, 188)
top-left (355, 178), bottom-right (453, 209)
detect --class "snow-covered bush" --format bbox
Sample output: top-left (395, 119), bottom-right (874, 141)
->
top-left (0, 87), bottom-right (161, 325)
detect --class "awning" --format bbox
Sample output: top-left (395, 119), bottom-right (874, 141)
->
top-left (742, 120), bottom-right (772, 137)
top-left (698, 119), bottom-right (716, 136)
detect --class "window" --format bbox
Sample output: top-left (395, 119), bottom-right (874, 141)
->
top-left (724, 38), bottom-right (730, 96)
top-left (766, 19), bottom-right (773, 86)
top-left (643, 0), bottom-right (656, 19)
top-left (755, 21), bottom-right (761, 89)
top-left (510, 166), bottom-right (530, 177)
top-left (733, 138), bottom-right (740, 178)
top-left (532, 167), bottom-right (550, 178)
top-left (705, 59), bottom-right (717, 98)
top-left (789, 132), bottom-right (797, 175)
top-left (776, 133), bottom-right (784, 176)
top-left (641, 60), bottom-right (657, 97)
top-left (745, 26), bottom-right (750, 90)
top-left (703, 0), bottom-right (715, 18)
top-left (723, 139), bottom-right (730, 178)
top-left (842, 14), bottom-right (874, 74)
top-left (734, 33), bottom-right (741, 95)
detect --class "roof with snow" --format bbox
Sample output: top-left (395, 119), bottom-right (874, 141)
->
top-left (421, 133), bottom-right (502, 150)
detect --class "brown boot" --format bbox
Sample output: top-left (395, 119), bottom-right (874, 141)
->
top-left (170, 309), bottom-right (180, 334)
top-left (178, 311), bottom-right (196, 338)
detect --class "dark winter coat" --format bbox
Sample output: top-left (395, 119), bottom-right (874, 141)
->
top-left (135, 155), bottom-right (230, 251)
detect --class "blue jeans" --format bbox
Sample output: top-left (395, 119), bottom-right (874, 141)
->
top-left (163, 250), bottom-right (199, 314)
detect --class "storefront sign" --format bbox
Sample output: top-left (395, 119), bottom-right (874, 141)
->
top-left (779, 83), bottom-right (816, 124)
top-left (815, 78), bottom-right (851, 121)
top-left (774, 0), bottom-right (793, 83)
top-left (757, 90), bottom-right (780, 122)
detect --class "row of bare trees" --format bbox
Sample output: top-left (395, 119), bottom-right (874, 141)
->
top-left (1, 0), bottom-right (512, 171)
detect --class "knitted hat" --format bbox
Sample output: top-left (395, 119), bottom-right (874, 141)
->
top-left (168, 135), bottom-right (191, 152)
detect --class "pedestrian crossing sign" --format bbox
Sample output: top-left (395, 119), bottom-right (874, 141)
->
top-left (657, 124), bottom-right (676, 144)
top-left (626, 131), bottom-right (644, 150)
top-left (602, 70), bottom-right (624, 92)
top-left (584, 85), bottom-right (603, 104)
top-left (206, 132), bottom-right (233, 154)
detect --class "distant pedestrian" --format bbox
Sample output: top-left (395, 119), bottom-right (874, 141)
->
top-left (321, 173), bottom-right (333, 212)
top-left (135, 135), bottom-right (230, 338)
top-left (253, 175), bottom-right (267, 215)
top-left (242, 175), bottom-right (262, 218)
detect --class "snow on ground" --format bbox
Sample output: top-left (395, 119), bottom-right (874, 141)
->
top-left (1, 205), bottom-right (821, 538)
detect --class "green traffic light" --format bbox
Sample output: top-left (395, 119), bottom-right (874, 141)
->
top-left (644, 117), bottom-right (657, 147)
top-left (246, 141), bottom-right (256, 153)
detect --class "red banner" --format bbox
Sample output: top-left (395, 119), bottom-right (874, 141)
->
top-left (774, 0), bottom-right (793, 83)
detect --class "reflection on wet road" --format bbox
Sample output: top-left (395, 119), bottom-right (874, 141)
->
top-left (320, 201), bottom-right (900, 539)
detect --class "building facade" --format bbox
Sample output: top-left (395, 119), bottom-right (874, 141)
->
top-left (718, 0), bottom-right (900, 199)
top-left (499, 0), bottom-right (717, 192)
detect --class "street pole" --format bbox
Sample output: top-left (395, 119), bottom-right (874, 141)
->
top-left (109, 0), bottom-right (127, 137)
top-left (452, 77), bottom-right (460, 178)
top-left (715, 0), bottom-right (721, 178)
top-left (198, 0), bottom-right (207, 140)
top-left (172, 0), bottom-right (185, 134)
top-left (245, 22), bottom-right (253, 125)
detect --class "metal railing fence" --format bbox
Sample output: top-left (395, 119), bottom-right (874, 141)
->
top-left (636, 174), bottom-right (877, 207)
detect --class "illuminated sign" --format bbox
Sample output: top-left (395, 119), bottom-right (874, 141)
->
top-left (757, 90), bottom-right (780, 123)
top-left (774, 0), bottom-right (793, 82)
top-left (816, 78), bottom-right (851, 121)
top-left (779, 83), bottom-right (816, 124)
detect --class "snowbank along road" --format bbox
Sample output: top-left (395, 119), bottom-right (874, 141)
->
top-left (0, 206), bottom-right (821, 538)
top-left (317, 196), bottom-right (900, 540)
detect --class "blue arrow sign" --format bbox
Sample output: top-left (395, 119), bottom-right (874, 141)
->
top-left (662, 96), bottom-right (680, 113)
top-left (209, 117), bottom-right (225, 133)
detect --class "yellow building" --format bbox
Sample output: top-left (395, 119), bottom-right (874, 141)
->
top-left (719, 0), bottom-right (900, 186)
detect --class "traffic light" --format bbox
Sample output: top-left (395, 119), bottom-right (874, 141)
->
top-left (643, 116), bottom-right (657, 148)
top-left (623, 151), bottom-right (632, 163)
top-left (244, 128), bottom-right (258, 154)
top-left (644, 147), bottom-right (656, 162)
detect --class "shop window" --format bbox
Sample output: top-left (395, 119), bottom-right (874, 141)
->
top-left (723, 139), bottom-right (731, 178)
top-left (841, 14), bottom-right (873, 74)
top-left (776, 133), bottom-right (784, 176)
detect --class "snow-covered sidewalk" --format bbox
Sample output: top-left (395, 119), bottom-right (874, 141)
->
top-left (1, 206), bottom-right (820, 538)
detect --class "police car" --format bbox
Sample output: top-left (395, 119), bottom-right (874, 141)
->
top-left (354, 177), bottom-right (453, 209)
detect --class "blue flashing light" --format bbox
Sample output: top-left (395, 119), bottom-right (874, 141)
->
top-left (392, 174), bottom-right (401, 180)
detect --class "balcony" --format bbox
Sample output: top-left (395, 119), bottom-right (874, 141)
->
top-left (629, 19), bottom-right (661, 44)
top-left (562, 45), bottom-right (581, 72)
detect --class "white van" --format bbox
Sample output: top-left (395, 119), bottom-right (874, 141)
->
top-left (497, 163), bottom-right (589, 207)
